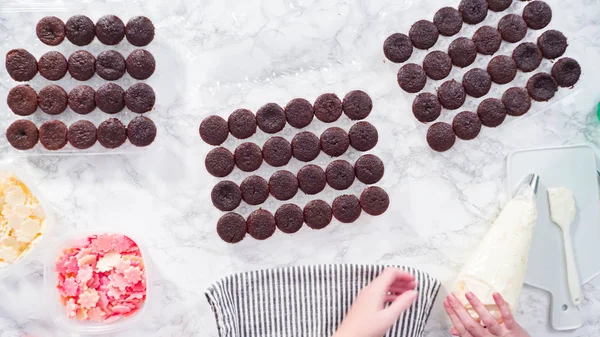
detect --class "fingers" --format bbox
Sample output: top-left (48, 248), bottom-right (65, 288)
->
top-left (381, 290), bottom-right (418, 321)
top-left (444, 298), bottom-right (469, 337)
top-left (493, 292), bottom-right (516, 329)
top-left (384, 294), bottom-right (399, 303)
top-left (466, 292), bottom-right (502, 335)
top-left (389, 281), bottom-right (418, 294)
top-left (448, 294), bottom-right (485, 336)
top-left (374, 268), bottom-right (415, 288)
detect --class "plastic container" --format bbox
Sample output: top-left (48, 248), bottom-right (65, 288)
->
top-left (0, 1), bottom-right (184, 155)
top-left (44, 230), bottom-right (152, 334)
top-left (0, 162), bottom-right (55, 279)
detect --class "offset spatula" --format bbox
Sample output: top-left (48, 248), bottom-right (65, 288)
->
top-left (548, 187), bottom-right (582, 306)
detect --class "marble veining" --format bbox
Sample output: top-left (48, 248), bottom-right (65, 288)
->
top-left (1, 0), bottom-right (600, 336)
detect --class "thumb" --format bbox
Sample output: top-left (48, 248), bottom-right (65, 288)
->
top-left (382, 290), bottom-right (418, 321)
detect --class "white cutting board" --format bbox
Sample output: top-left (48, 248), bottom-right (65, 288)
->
top-left (507, 145), bottom-right (600, 331)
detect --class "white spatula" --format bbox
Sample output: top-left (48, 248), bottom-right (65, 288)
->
top-left (548, 187), bottom-right (581, 306)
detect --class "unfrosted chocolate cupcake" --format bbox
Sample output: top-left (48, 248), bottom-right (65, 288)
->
top-left (247, 209), bottom-right (276, 240)
top-left (412, 93), bottom-right (442, 123)
top-left (39, 120), bottom-right (68, 150)
top-left (125, 83), bottom-right (155, 113)
top-left (513, 42), bottom-right (542, 72)
top-left (38, 51), bottom-right (67, 81)
top-left (269, 170), bottom-right (299, 201)
top-left (68, 120), bottom-right (97, 149)
top-left (68, 85), bottom-right (96, 114)
top-left (7, 85), bottom-right (37, 116)
top-left (360, 186), bottom-right (390, 216)
top-left (304, 200), bottom-right (333, 229)
top-left (205, 147), bottom-right (235, 178)
top-left (262, 136), bottom-right (292, 167)
top-left (36, 16), bottom-right (66, 46)
top-left (326, 160), bottom-right (355, 190)
top-left (292, 131), bottom-right (321, 162)
top-left (527, 73), bottom-right (558, 101)
top-left (462, 68), bottom-right (492, 98)
top-left (200, 115), bottom-right (228, 146)
top-left (65, 15), bottom-right (95, 46)
top-left (211, 180), bottom-right (242, 212)
top-left (523, 1), bottom-right (552, 30)
top-left (97, 118), bottom-right (127, 148)
top-left (452, 111), bottom-right (482, 140)
top-left (228, 109), bottom-right (257, 139)
top-left (95, 83), bottom-right (125, 114)
top-left (96, 50), bottom-right (126, 81)
top-left (448, 37), bottom-right (477, 68)
top-left (297, 164), bottom-right (327, 195)
top-left (343, 90), bottom-right (372, 120)
top-left (487, 55), bottom-right (517, 84)
top-left (409, 20), bottom-right (439, 50)
top-left (423, 51), bottom-right (452, 80)
top-left (502, 87), bottom-right (531, 116)
top-left (434, 7), bottom-right (463, 37)
top-left (537, 30), bottom-right (567, 59)
top-left (472, 26), bottom-right (502, 55)
top-left (427, 122), bottom-right (456, 152)
top-left (275, 204), bottom-right (304, 234)
top-left (498, 14), bottom-right (528, 43)
top-left (397, 63), bottom-right (427, 93)
top-left (95, 15), bottom-right (125, 45)
top-left (68, 50), bottom-right (96, 81)
top-left (552, 57), bottom-right (581, 88)
top-left (127, 116), bottom-right (157, 147)
top-left (459, 0), bottom-right (488, 24)
top-left (285, 98), bottom-right (314, 129)
top-left (125, 16), bottom-right (155, 46)
top-left (240, 175), bottom-right (269, 206)
top-left (217, 213), bottom-right (246, 243)
top-left (314, 93), bottom-right (343, 123)
top-left (349, 121), bottom-right (378, 151)
top-left (234, 142), bottom-right (263, 172)
top-left (6, 120), bottom-right (38, 150)
top-left (477, 98), bottom-right (507, 127)
top-left (488, 0), bottom-right (513, 11)
top-left (383, 33), bottom-right (413, 63)
top-left (437, 80), bottom-right (466, 110)
top-left (354, 154), bottom-right (384, 185)
top-left (6, 49), bottom-right (38, 81)
top-left (126, 49), bottom-right (155, 80)
top-left (320, 127), bottom-right (349, 157)
top-left (38, 85), bottom-right (68, 115)
top-left (332, 195), bottom-right (362, 223)
top-left (256, 103), bottom-right (286, 134)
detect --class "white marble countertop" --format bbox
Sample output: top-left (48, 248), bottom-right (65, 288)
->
top-left (2, 0), bottom-right (600, 336)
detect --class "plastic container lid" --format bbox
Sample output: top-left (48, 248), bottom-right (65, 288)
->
top-left (44, 230), bottom-right (151, 334)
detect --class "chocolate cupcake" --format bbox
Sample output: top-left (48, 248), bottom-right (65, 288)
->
top-left (96, 50), bottom-right (126, 81)
top-left (262, 136), bottom-right (292, 167)
top-left (95, 83), bottom-right (125, 114)
top-left (36, 16), bottom-right (65, 46)
top-left (427, 122), bottom-right (456, 152)
top-left (65, 15), bottom-right (95, 46)
top-left (437, 80), bottom-right (466, 110)
top-left (228, 109), bottom-right (257, 139)
top-left (68, 50), bottom-right (96, 81)
top-left (355, 154), bottom-right (384, 185)
top-left (7, 85), bottom-right (37, 116)
top-left (6, 49), bottom-right (38, 81)
top-left (472, 26), bottom-right (502, 55)
top-left (304, 200), bottom-right (333, 229)
top-left (205, 147), bottom-right (235, 178)
top-left (513, 42), bottom-right (542, 72)
top-left (200, 115), bottom-right (229, 146)
top-left (38, 85), bottom-right (68, 115)
top-left (269, 170), bottom-right (299, 201)
top-left (95, 15), bottom-right (125, 45)
top-left (477, 98), bottom-right (507, 127)
top-left (523, 1), bottom-right (552, 30)
top-left (68, 120), bottom-right (97, 149)
top-left (211, 181), bottom-right (242, 212)
top-left (412, 93), bottom-right (441, 123)
top-left (292, 131), bottom-right (321, 162)
top-left (125, 16), bottom-right (155, 47)
top-left (537, 30), bottom-right (568, 59)
top-left (409, 20), bottom-right (439, 50)
top-left (6, 120), bottom-right (38, 150)
top-left (234, 142), bottom-right (263, 172)
top-left (39, 120), bottom-right (68, 150)
top-left (314, 93), bottom-right (343, 123)
top-left (297, 164), bottom-right (327, 195)
top-left (68, 85), bottom-right (96, 114)
top-left (240, 175), bottom-right (269, 206)
top-left (434, 7), bottom-right (463, 37)
top-left (498, 14), bottom-right (528, 43)
top-left (320, 127), bottom-right (349, 157)
top-left (38, 51), bottom-right (67, 81)
top-left (448, 37), bottom-right (477, 68)
top-left (360, 187), bottom-right (390, 216)
top-left (97, 118), bottom-right (127, 148)
top-left (326, 160), bottom-right (355, 190)
top-left (349, 121), bottom-right (378, 151)
top-left (217, 213), bottom-right (246, 243)
top-left (127, 116), bottom-right (156, 147)
top-left (332, 195), bottom-right (362, 223)
top-left (247, 209), bottom-right (277, 240)
top-left (343, 90), bottom-right (372, 120)
top-left (256, 103), bottom-right (286, 134)
top-left (502, 87), bottom-right (531, 116)
top-left (126, 49), bottom-right (155, 80)
top-left (552, 57), bottom-right (581, 88)
top-left (285, 98), bottom-right (314, 128)
top-left (527, 73), bottom-right (558, 101)
top-left (275, 204), bottom-right (304, 234)
top-left (125, 83), bottom-right (155, 113)
top-left (487, 55), bottom-right (517, 84)
top-left (459, 0), bottom-right (488, 24)
top-left (383, 33), bottom-right (413, 63)
top-left (452, 111), bottom-right (482, 140)
top-left (423, 51), bottom-right (452, 80)
top-left (488, 0), bottom-right (513, 11)
top-left (397, 63), bottom-right (427, 93)
top-left (462, 68), bottom-right (492, 98)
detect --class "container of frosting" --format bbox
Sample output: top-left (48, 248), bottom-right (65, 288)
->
top-left (0, 163), bottom-right (54, 278)
top-left (44, 230), bottom-right (151, 334)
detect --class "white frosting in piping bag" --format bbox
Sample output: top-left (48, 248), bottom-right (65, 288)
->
top-left (454, 186), bottom-right (538, 322)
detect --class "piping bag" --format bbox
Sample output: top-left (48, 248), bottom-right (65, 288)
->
top-left (454, 174), bottom-right (539, 322)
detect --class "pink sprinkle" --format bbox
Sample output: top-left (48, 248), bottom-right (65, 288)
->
top-left (90, 234), bottom-right (114, 254)
top-left (123, 266), bottom-right (142, 284)
top-left (77, 266), bottom-right (93, 285)
top-left (65, 299), bottom-right (78, 318)
top-left (86, 307), bottom-right (105, 322)
top-left (109, 273), bottom-right (129, 291)
top-left (78, 289), bottom-right (100, 309)
top-left (111, 305), bottom-right (132, 314)
top-left (62, 277), bottom-right (79, 297)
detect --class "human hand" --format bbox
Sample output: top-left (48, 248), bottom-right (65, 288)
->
top-left (444, 292), bottom-right (530, 337)
top-left (333, 267), bottom-right (419, 337)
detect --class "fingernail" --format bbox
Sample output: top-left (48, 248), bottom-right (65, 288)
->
top-left (466, 292), bottom-right (473, 299)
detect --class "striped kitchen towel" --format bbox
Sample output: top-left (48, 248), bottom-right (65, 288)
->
top-left (205, 264), bottom-right (441, 337)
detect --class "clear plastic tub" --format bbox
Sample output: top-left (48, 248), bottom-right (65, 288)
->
top-left (0, 1), bottom-right (185, 155)
top-left (0, 162), bottom-right (55, 279)
top-left (43, 230), bottom-right (152, 335)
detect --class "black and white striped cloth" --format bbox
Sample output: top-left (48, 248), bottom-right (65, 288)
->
top-left (205, 264), bottom-right (441, 337)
